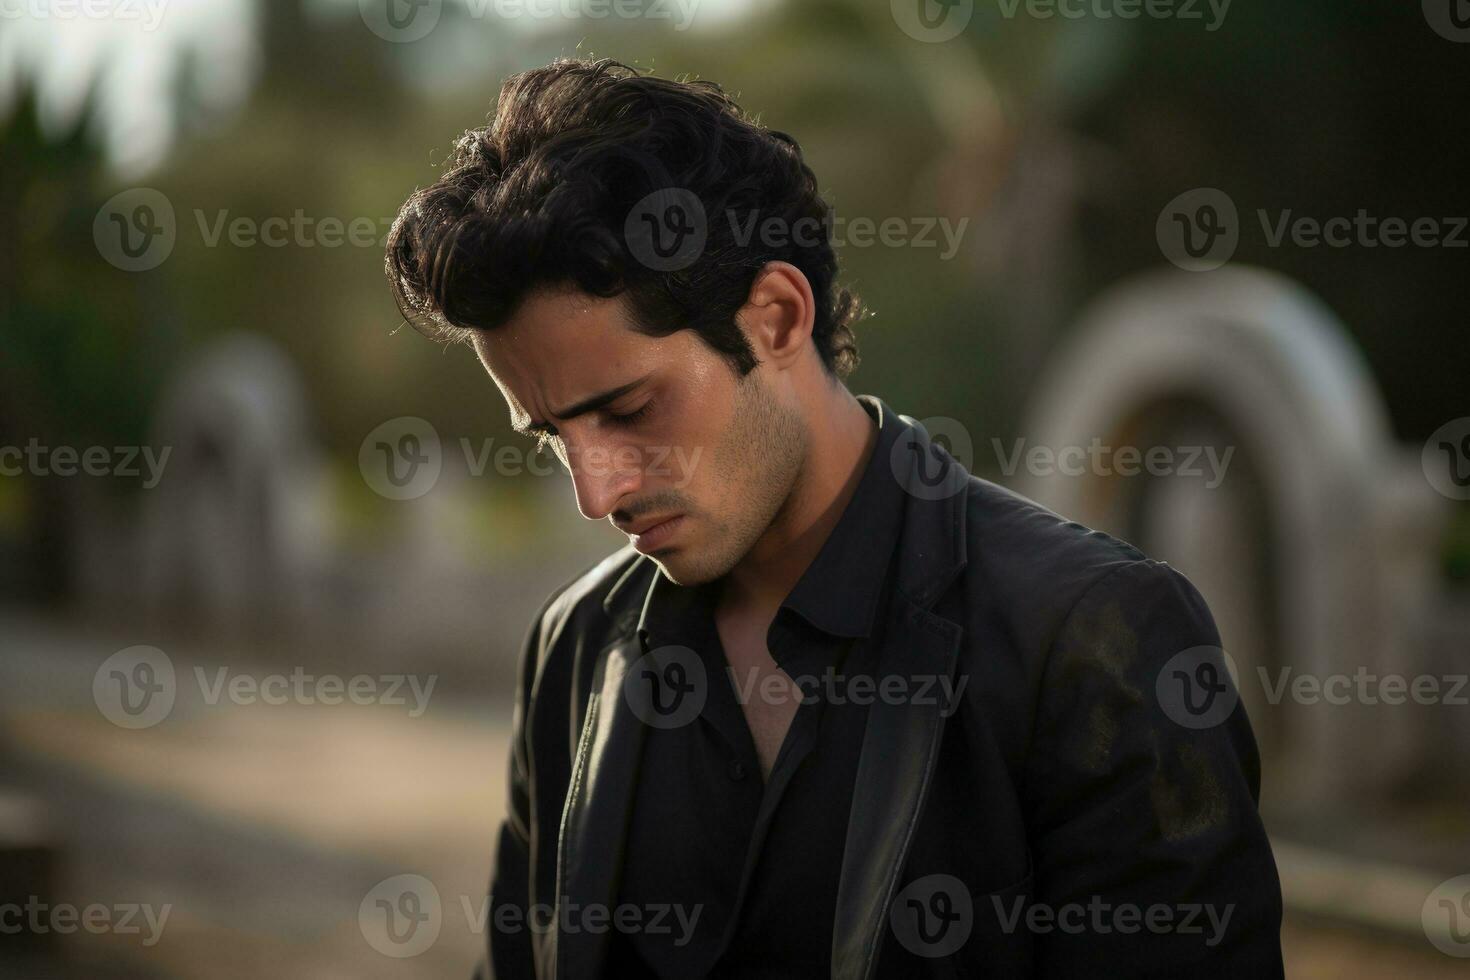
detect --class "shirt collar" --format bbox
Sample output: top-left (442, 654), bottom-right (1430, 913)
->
top-left (776, 393), bottom-right (907, 640)
top-left (638, 393), bottom-right (908, 651)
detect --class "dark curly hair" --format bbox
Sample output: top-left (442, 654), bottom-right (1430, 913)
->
top-left (384, 57), bottom-right (862, 379)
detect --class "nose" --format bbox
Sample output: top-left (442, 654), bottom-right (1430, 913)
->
top-left (567, 438), bottom-right (643, 521)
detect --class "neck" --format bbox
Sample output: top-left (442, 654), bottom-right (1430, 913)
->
top-left (720, 381), bottom-right (876, 613)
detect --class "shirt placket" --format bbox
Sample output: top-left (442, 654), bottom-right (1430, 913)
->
top-left (704, 619), bottom-right (842, 969)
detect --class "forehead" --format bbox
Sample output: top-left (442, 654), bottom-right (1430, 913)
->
top-left (471, 288), bottom-right (650, 424)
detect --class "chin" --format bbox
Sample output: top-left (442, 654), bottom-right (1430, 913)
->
top-left (649, 552), bottom-right (712, 587)
top-left (648, 535), bottom-right (735, 588)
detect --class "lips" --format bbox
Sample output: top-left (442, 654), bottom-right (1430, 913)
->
top-left (620, 513), bottom-right (681, 537)
top-left (625, 514), bottom-right (685, 554)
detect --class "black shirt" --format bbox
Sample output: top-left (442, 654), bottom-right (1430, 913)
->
top-left (606, 395), bottom-right (909, 978)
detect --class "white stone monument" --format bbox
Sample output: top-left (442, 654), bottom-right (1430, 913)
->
top-left (1019, 265), bottom-right (1446, 808)
top-left (139, 332), bottom-right (330, 640)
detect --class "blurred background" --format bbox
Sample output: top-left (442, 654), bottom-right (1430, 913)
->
top-left (2, 0), bottom-right (1469, 976)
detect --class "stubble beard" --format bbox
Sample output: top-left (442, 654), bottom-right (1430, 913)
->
top-left (653, 370), bottom-right (807, 587)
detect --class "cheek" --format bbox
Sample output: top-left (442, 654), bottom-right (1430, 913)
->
top-left (636, 415), bottom-right (713, 495)
top-left (649, 368), bottom-right (739, 472)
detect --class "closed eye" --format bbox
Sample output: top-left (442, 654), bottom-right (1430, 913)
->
top-left (606, 400), bottom-right (654, 427)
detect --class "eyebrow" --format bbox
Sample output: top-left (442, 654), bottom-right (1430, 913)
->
top-left (514, 373), bottom-right (653, 435)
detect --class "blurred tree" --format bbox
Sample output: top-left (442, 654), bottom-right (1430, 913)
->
top-left (0, 81), bottom-right (166, 600)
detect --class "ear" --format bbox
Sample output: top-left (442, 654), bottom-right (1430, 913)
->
top-left (736, 261), bottom-right (815, 372)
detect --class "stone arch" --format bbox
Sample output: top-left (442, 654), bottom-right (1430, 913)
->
top-left (1019, 265), bottom-right (1444, 807)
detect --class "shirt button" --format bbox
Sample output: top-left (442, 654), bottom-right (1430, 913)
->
top-left (728, 759), bottom-right (747, 781)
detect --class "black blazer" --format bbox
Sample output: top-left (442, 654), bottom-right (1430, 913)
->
top-left (479, 397), bottom-right (1284, 979)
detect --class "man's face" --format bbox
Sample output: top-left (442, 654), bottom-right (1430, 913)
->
top-left (472, 287), bottom-right (807, 585)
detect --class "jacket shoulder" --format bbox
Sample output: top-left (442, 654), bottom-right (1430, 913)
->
top-left (511, 545), bottom-right (650, 722)
top-left (535, 544), bottom-right (647, 649)
top-left (959, 476), bottom-right (1177, 646)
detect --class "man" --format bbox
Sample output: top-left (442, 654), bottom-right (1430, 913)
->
top-left (385, 57), bottom-right (1283, 979)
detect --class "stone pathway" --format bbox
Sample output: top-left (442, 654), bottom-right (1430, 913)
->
top-left (0, 608), bottom-right (1464, 977)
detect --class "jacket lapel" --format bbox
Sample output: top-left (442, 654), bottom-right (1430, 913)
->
top-left (831, 597), bottom-right (963, 980)
top-left (551, 631), bottom-right (647, 979)
top-left (832, 408), bottom-right (969, 980)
